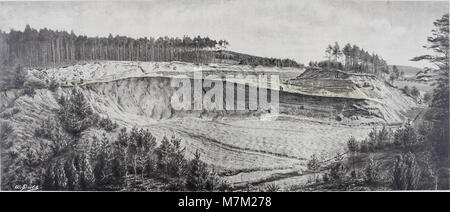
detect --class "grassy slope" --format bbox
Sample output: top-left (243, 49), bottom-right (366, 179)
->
top-left (389, 65), bottom-right (423, 78)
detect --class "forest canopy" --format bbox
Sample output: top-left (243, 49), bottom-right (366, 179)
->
top-left (309, 42), bottom-right (389, 76)
top-left (0, 25), bottom-right (300, 68)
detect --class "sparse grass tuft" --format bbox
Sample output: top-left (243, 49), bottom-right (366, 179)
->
top-left (265, 183), bottom-right (281, 192)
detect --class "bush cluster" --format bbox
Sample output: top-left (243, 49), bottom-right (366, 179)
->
top-left (41, 128), bottom-right (230, 191)
top-left (57, 88), bottom-right (118, 135)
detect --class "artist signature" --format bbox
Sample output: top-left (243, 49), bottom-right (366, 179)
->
top-left (14, 184), bottom-right (40, 191)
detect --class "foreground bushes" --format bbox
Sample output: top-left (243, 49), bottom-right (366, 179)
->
top-left (304, 123), bottom-right (442, 190)
top-left (391, 152), bottom-right (421, 190)
top-left (41, 127), bottom-right (229, 191)
top-left (344, 124), bottom-right (423, 155)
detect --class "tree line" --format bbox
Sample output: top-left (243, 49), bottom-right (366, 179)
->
top-left (0, 25), bottom-right (300, 68)
top-left (221, 51), bottom-right (301, 68)
top-left (0, 25), bottom-right (229, 67)
top-left (309, 42), bottom-right (389, 76)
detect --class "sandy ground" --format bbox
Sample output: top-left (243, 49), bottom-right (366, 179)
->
top-left (137, 117), bottom-right (376, 188)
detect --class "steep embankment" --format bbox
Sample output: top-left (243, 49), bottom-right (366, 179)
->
top-left (286, 68), bottom-right (419, 124)
top-left (27, 61), bottom-right (416, 124)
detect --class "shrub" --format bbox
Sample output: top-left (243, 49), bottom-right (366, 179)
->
top-left (394, 124), bottom-right (418, 149)
top-left (265, 183), bottom-right (281, 192)
top-left (23, 86), bottom-right (36, 97)
top-left (364, 155), bottom-right (381, 185)
top-left (347, 137), bottom-right (359, 178)
top-left (58, 89), bottom-right (117, 135)
top-left (42, 153), bottom-right (95, 191)
top-left (182, 150), bottom-right (229, 191)
top-left (42, 160), bottom-right (68, 191)
top-left (90, 134), bottom-right (113, 188)
top-left (307, 154), bottom-right (321, 182)
top-left (48, 79), bottom-right (59, 92)
top-left (216, 180), bottom-right (233, 192)
top-left (410, 86), bottom-right (420, 98)
top-left (110, 128), bottom-right (128, 185)
top-left (34, 117), bottom-right (64, 140)
top-left (367, 130), bottom-right (377, 152)
top-left (360, 139), bottom-right (369, 153)
top-left (347, 136), bottom-right (358, 153)
top-left (403, 86), bottom-right (410, 96)
top-left (75, 153), bottom-right (95, 190)
top-left (165, 178), bottom-right (186, 191)
top-left (57, 94), bottom-right (66, 105)
top-left (322, 173), bottom-right (330, 183)
top-left (98, 117), bottom-right (118, 132)
top-left (185, 150), bottom-right (212, 191)
top-left (128, 128), bottom-right (157, 179)
top-left (377, 126), bottom-right (389, 149)
top-left (329, 152), bottom-right (346, 182)
top-left (38, 125), bottom-right (228, 191)
top-left (34, 117), bottom-right (71, 155)
top-left (64, 158), bottom-right (81, 191)
top-left (58, 88), bottom-right (95, 135)
top-left (329, 162), bottom-right (346, 182)
top-left (156, 136), bottom-right (187, 179)
top-left (12, 108), bottom-right (20, 115)
top-left (391, 152), bottom-right (421, 190)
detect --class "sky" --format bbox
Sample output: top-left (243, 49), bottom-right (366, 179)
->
top-left (0, 0), bottom-right (448, 67)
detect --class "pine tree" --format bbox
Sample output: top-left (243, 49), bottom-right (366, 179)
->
top-left (64, 157), bottom-right (80, 190)
top-left (347, 136), bottom-right (358, 177)
top-left (91, 134), bottom-right (112, 188)
top-left (392, 152), bottom-right (421, 190)
top-left (53, 160), bottom-right (68, 190)
top-left (377, 125), bottom-right (389, 149)
top-left (325, 44), bottom-right (333, 63)
top-left (364, 155), bottom-right (380, 185)
top-left (342, 43), bottom-right (352, 71)
top-left (307, 154), bottom-right (321, 182)
top-left (394, 124), bottom-right (418, 149)
top-left (185, 150), bottom-right (210, 191)
top-left (156, 136), bottom-right (186, 179)
top-left (42, 164), bottom-right (56, 190)
top-left (75, 153), bottom-right (95, 190)
top-left (411, 17), bottom-right (449, 175)
top-left (332, 42), bottom-right (342, 62)
top-left (58, 88), bottom-right (95, 135)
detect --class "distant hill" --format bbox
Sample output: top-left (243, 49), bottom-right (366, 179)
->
top-left (389, 65), bottom-right (423, 78)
